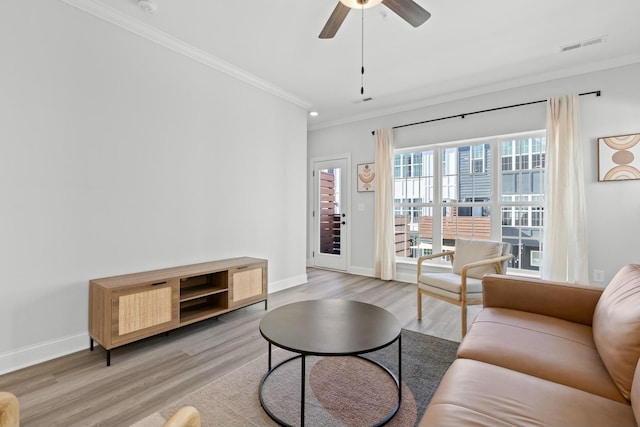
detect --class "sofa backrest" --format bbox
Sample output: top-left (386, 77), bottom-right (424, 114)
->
top-left (593, 264), bottom-right (640, 400)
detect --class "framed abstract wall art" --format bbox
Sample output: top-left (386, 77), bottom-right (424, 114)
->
top-left (357, 163), bottom-right (376, 192)
top-left (597, 133), bottom-right (640, 181)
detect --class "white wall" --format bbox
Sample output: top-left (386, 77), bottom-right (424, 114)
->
top-left (308, 62), bottom-right (640, 283)
top-left (0, 1), bottom-right (308, 373)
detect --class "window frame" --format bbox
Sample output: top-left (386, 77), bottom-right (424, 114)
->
top-left (393, 130), bottom-right (545, 275)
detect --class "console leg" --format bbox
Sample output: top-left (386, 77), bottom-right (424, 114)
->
top-left (90, 338), bottom-right (94, 351)
top-left (264, 300), bottom-right (268, 310)
top-left (107, 350), bottom-right (111, 367)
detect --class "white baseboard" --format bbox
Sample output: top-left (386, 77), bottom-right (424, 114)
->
top-left (348, 265), bottom-right (417, 284)
top-left (348, 266), bottom-right (375, 277)
top-left (0, 332), bottom-right (89, 375)
top-left (267, 273), bottom-right (308, 294)
top-left (395, 270), bottom-right (416, 284)
top-left (304, 264), bottom-right (411, 282)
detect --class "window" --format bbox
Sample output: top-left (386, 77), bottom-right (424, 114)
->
top-left (394, 132), bottom-right (546, 273)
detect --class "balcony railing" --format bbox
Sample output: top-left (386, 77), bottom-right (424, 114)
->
top-left (395, 212), bottom-right (491, 258)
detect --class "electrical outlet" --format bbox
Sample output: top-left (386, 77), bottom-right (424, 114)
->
top-left (593, 270), bottom-right (605, 283)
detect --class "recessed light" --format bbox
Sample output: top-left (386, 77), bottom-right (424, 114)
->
top-left (309, 111), bottom-right (319, 117)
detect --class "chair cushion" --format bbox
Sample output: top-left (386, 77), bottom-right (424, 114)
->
top-left (452, 239), bottom-right (503, 279)
top-left (419, 272), bottom-right (483, 302)
top-left (593, 263), bottom-right (640, 400)
top-left (420, 359), bottom-right (636, 427)
top-left (457, 307), bottom-right (626, 402)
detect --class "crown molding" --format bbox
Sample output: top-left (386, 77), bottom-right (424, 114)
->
top-left (59, 0), bottom-right (312, 110)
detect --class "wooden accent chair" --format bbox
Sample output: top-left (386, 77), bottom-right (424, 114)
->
top-left (417, 239), bottom-right (513, 338)
top-left (0, 392), bottom-right (19, 427)
top-left (163, 406), bottom-right (201, 427)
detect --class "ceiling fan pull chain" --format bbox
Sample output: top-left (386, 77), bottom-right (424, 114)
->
top-left (360, 2), bottom-right (365, 95)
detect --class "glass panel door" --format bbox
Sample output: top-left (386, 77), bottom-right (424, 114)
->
top-left (313, 158), bottom-right (348, 271)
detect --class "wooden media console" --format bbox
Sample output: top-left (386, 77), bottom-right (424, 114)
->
top-left (88, 257), bottom-right (267, 365)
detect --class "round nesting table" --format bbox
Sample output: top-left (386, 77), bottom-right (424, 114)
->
top-left (259, 299), bottom-right (402, 427)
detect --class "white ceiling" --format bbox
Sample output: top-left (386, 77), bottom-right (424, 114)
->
top-left (94, 0), bottom-right (640, 129)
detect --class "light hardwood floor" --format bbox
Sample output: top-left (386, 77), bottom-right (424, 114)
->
top-left (0, 268), bottom-right (481, 427)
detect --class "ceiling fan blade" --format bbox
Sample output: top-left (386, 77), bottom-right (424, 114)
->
top-left (319, 2), bottom-right (351, 39)
top-left (382, 0), bottom-right (431, 27)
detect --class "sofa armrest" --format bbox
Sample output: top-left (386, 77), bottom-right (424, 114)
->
top-left (482, 274), bottom-right (603, 326)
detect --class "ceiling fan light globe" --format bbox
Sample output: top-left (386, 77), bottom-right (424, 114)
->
top-left (339, 0), bottom-right (384, 10)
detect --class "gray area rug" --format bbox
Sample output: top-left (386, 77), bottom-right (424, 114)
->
top-left (131, 330), bottom-right (458, 427)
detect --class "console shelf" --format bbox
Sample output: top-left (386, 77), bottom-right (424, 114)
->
top-left (180, 283), bottom-right (228, 302)
top-left (89, 257), bottom-right (267, 365)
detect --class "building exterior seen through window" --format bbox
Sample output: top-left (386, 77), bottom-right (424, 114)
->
top-left (394, 132), bottom-right (545, 273)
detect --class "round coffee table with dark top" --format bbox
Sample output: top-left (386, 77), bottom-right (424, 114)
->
top-left (259, 299), bottom-right (402, 427)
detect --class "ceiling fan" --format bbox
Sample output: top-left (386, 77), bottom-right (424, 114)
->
top-left (319, 0), bottom-right (431, 39)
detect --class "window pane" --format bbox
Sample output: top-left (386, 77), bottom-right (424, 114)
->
top-left (444, 208), bottom-right (491, 243)
top-left (499, 136), bottom-right (546, 272)
top-left (501, 137), bottom-right (545, 200)
top-left (444, 145), bottom-right (491, 203)
top-left (394, 150), bottom-right (434, 259)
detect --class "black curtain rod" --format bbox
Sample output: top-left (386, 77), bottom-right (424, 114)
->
top-left (371, 90), bottom-right (601, 135)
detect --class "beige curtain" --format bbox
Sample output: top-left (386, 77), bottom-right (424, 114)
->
top-left (374, 128), bottom-right (396, 280)
top-left (542, 94), bottom-right (589, 283)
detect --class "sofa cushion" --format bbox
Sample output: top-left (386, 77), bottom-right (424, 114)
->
top-left (420, 359), bottom-right (636, 427)
top-left (593, 264), bottom-right (640, 400)
top-left (457, 307), bottom-right (626, 402)
top-left (452, 239), bottom-right (503, 279)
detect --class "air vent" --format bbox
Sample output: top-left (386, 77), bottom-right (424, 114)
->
top-left (561, 35), bottom-right (607, 53)
top-left (561, 43), bottom-right (582, 52)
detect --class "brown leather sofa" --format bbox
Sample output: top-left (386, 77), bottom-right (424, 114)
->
top-left (420, 263), bottom-right (640, 426)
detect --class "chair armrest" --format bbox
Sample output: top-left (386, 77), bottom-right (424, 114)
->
top-left (460, 254), bottom-right (514, 276)
top-left (417, 251), bottom-right (454, 279)
top-left (458, 254), bottom-right (513, 296)
top-left (0, 392), bottom-right (19, 427)
top-left (482, 274), bottom-right (603, 326)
